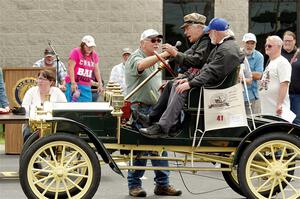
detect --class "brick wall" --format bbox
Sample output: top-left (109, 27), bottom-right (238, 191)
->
top-left (0, 0), bottom-right (163, 82)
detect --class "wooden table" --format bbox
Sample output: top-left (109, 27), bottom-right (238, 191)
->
top-left (0, 113), bottom-right (28, 154)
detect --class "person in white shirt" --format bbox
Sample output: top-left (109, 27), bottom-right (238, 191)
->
top-left (109, 48), bottom-right (132, 95)
top-left (260, 35), bottom-right (293, 121)
top-left (22, 69), bottom-right (67, 142)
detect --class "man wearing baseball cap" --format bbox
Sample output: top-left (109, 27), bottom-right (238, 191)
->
top-left (140, 18), bottom-right (244, 139)
top-left (109, 47), bottom-right (133, 95)
top-left (242, 33), bottom-right (264, 115)
top-left (125, 29), bottom-right (182, 197)
top-left (33, 47), bottom-right (67, 91)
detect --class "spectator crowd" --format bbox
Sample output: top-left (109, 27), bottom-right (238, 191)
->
top-left (0, 12), bottom-right (299, 197)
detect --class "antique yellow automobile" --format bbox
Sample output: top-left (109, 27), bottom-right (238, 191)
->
top-left (19, 58), bottom-right (300, 199)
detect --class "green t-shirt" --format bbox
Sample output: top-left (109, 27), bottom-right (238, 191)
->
top-left (125, 48), bottom-right (162, 105)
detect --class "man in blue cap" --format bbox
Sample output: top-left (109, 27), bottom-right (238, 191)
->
top-left (140, 18), bottom-right (245, 138)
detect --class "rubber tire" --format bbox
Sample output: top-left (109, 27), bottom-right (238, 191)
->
top-left (19, 133), bottom-right (101, 199)
top-left (19, 131), bottom-right (39, 164)
top-left (221, 164), bottom-right (245, 197)
top-left (238, 132), bottom-right (300, 199)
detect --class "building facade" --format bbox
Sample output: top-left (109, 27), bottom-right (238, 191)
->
top-left (0, 0), bottom-right (298, 82)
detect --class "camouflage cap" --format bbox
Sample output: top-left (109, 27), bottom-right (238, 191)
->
top-left (180, 13), bottom-right (206, 29)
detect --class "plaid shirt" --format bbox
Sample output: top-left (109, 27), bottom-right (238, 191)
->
top-left (33, 58), bottom-right (67, 83)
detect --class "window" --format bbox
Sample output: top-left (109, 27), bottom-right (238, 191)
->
top-left (163, 0), bottom-right (214, 79)
top-left (249, 0), bottom-right (299, 63)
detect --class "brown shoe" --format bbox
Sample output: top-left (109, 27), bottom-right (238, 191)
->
top-left (154, 185), bottom-right (182, 196)
top-left (129, 187), bottom-right (147, 197)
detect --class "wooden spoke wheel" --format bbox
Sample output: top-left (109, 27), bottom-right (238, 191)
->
top-left (19, 133), bottom-right (101, 199)
top-left (238, 133), bottom-right (300, 199)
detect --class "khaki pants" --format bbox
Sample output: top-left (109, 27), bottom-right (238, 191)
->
top-left (245, 99), bottom-right (261, 115)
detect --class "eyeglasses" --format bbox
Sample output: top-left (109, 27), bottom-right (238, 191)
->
top-left (265, 44), bottom-right (273, 49)
top-left (37, 77), bottom-right (49, 81)
top-left (283, 39), bottom-right (294, 43)
top-left (148, 38), bottom-right (162, 43)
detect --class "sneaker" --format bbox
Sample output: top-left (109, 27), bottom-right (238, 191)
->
top-left (154, 185), bottom-right (182, 196)
top-left (129, 187), bottom-right (147, 197)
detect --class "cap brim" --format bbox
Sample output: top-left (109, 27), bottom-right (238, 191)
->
top-left (86, 42), bottom-right (96, 47)
top-left (45, 54), bottom-right (55, 57)
top-left (203, 26), bottom-right (210, 33)
top-left (180, 23), bottom-right (188, 29)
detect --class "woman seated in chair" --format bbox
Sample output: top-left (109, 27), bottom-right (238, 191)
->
top-left (22, 69), bottom-right (67, 142)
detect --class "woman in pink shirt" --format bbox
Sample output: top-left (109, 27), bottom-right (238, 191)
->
top-left (65, 35), bottom-right (104, 102)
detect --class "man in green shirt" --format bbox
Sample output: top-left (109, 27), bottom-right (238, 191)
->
top-left (125, 29), bottom-right (182, 197)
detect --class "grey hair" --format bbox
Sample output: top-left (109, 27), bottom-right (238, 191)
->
top-left (226, 29), bottom-right (235, 36)
top-left (267, 35), bottom-right (283, 47)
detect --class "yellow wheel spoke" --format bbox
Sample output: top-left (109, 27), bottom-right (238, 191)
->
top-left (282, 176), bottom-right (298, 194)
top-left (67, 172), bottom-right (89, 178)
top-left (49, 147), bottom-right (58, 167)
top-left (268, 177), bottom-right (277, 199)
top-left (250, 162), bottom-right (271, 172)
top-left (65, 176), bottom-right (84, 191)
top-left (286, 165), bottom-right (300, 171)
top-left (67, 162), bottom-right (88, 171)
top-left (60, 145), bottom-right (66, 166)
top-left (65, 151), bottom-right (79, 168)
top-left (42, 178), bottom-right (56, 196)
top-left (279, 146), bottom-right (286, 162)
top-left (278, 178), bottom-right (285, 199)
top-left (256, 177), bottom-right (272, 192)
top-left (54, 179), bottom-right (61, 199)
top-left (284, 153), bottom-right (298, 166)
top-left (286, 173), bottom-right (300, 181)
top-left (250, 172), bottom-right (271, 180)
top-left (62, 178), bottom-right (72, 198)
top-left (39, 155), bottom-right (55, 169)
top-left (270, 144), bottom-right (276, 162)
top-left (33, 174), bottom-right (54, 185)
top-left (258, 151), bottom-right (272, 166)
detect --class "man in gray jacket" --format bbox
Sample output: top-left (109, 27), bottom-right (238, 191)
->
top-left (140, 18), bottom-right (245, 138)
top-left (139, 13), bottom-right (214, 125)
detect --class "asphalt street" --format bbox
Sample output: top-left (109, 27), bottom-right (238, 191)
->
top-left (0, 144), bottom-right (245, 199)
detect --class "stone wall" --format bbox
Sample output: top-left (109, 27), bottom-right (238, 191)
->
top-left (215, 0), bottom-right (249, 45)
top-left (0, 0), bottom-right (249, 82)
top-left (0, 0), bottom-right (163, 82)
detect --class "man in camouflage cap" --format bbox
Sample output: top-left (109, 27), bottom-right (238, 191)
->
top-left (180, 12), bottom-right (206, 28)
top-left (138, 13), bottom-right (215, 126)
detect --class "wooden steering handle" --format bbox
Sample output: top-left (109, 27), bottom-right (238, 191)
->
top-left (153, 51), bottom-right (176, 77)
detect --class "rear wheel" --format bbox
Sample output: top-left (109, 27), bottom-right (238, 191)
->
top-left (221, 164), bottom-right (244, 196)
top-left (238, 133), bottom-right (300, 199)
top-left (19, 133), bottom-right (101, 199)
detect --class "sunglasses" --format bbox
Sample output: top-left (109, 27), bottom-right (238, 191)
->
top-left (148, 38), bottom-right (162, 43)
top-left (265, 44), bottom-right (273, 49)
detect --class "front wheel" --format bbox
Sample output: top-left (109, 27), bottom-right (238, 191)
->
top-left (19, 133), bottom-right (101, 199)
top-left (238, 132), bottom-right (300, 199)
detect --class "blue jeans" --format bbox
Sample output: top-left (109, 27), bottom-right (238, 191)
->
top-left (127, 151), bottom-right (170, 189)
top-left (290, 94), bottom-right (300, 125)
top-left (128, 103), bottom-right (170, 189)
